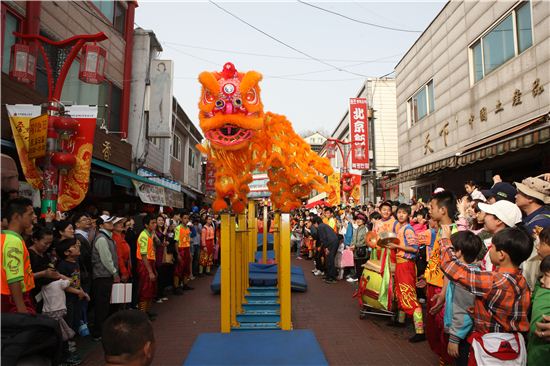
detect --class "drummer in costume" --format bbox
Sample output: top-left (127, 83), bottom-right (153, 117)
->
top-left (386, 203), bottom-right (426, 342)
top-left (137, 214), bottom-right (158, 318)
top-left (173, 213), bottom-right (195, 292)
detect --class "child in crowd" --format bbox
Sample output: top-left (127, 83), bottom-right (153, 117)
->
top-left (528, 254), bottom-right (550, 366)
top-left (56, 238), bottom-right (87, 334)
top-left (411, 208), bottom-right (429, 234)
top-left (440, 226), bottom-right (533, 365)
top-left (348, 213), bottom-right (367, 282)
top-left (374, 201), bottom-right (396, 234)
top-left (387, 203), bottom-right (425, 342)
top-left (443, 231), bottom-right (482, 366)
top-left (424, 191), bottom-right (458, 365)
top-left (53, 238), bottom-right (90, 365)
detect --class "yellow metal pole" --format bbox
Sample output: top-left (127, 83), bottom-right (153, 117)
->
top-left (273, 211), bottom-right (280, 288)
top-left (248, 201), bottom-right (256, 264)
top-left (236, 213), bottom-right (247, 313)
top-left (220, 213), bottom-right (231, 333)
top-left (230, 214), bottom-right (237, 327)
top-left (279, 213), bottom-right (292, 330)
top-left (262, 205), bottom-right (268, 264)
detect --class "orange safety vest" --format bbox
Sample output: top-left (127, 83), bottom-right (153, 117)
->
top-left (136, 230), bottom-right (155, 261)
top-left (1, 232), bottom-right (35, 295)
top-left (176, 225), bottom-right (191, 248)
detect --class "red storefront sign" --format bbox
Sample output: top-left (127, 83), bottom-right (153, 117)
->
top-left (349, 98), bottom-right (369, 170)
top-left (205, 161), bottom-right (216, 194)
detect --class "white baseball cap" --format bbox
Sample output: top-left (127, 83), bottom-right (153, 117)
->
top-left (112, 217), bottom-right (127, 225)
top-left (478, 201), bottom-right (522, 228)
top-left (99, 214), bottom-right (115, 223)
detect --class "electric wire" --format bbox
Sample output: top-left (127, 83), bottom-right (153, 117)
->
top-left (297, 1), bottom-right (422, 33)
top-left (208, 1), bottom-right (371, 78)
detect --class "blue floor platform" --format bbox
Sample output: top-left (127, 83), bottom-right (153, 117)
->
top-left (184, 330), bottom-right (328, 365)
top-left (210, 263), bottom-right (307, 293)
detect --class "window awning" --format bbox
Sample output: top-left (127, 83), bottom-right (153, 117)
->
top-left (92, 158), bottom-right (160, 188)
top-left (181, 185), bottom-right (198, 200)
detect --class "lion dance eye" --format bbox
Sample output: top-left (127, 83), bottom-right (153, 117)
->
top-left (215, 100), bottom-right (225, 109)
top-left (233, 98), bottom-right (242, 107)
top-left (245, 89), bottom-right (257, 104)
top-left (204, 91), bottom-right (215, 103)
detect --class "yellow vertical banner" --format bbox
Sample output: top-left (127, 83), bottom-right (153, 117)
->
top-left (327, 172), bottom-right (341, 206)
top-left (28, 115), bottom-right (48, 159)
top-left (6, 105), bottom-right (43, 190)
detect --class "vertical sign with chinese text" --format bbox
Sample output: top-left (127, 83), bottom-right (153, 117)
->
top-left (205, 161), bottom-right (216, 195)
top-left (28, 115), bottom-right (48, 159)
top-left (349, 98), bottom-right (369, 170)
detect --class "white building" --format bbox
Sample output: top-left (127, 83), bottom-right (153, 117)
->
top-left (393, 0), bottom-right (549, 201)
top-left (303, 132), bottom-right (327, 153)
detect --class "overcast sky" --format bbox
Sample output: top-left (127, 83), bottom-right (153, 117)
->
top-left (135, 1), bottom-right (446, 135)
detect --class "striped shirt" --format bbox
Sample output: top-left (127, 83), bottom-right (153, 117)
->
top-left (440, 237), bottom-right (531, 334)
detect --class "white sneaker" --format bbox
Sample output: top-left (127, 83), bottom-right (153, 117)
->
top-left (346, 277), bottom-right (355, 283)
top-left (351, 278), bottom-right (358, 282)
top-left (311, 269), bottom-right (317, 273)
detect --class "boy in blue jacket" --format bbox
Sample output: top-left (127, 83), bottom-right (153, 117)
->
top-left (443, 231), bottom-right (483, 366)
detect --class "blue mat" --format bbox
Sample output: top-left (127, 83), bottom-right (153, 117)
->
top-left (184, 330), bottom-right (328, 365)
top-left (255, 250), bottom-right (275, 262)
top-left (210, 263), bottom-right (307, 293)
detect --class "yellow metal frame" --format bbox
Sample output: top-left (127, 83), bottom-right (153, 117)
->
top-left (219, 201), bottom-right (292, 332)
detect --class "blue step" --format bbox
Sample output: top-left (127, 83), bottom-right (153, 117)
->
top-left (232, 322), bottom-right (280, 331)
top-left (248, 286), bottom-right (278, 291)
top-left (237, 309), bottom-right (280, 323)
top-left (245, 295), bottom-right (279, 303)
top-left (247, 287), bottom-right (278, 296)
top-left (242, 303), bottom-right (280, 311)
top-left (247, 290), bottom-right (278, 296)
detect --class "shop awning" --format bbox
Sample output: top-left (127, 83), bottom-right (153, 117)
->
top-left (181, 185), bottom-right (198, 200)
top-left (92, 158), bottom-right (160, 188)
top-left (388, 113), bottom-right (549, 185)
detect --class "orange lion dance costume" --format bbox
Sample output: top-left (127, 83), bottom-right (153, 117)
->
top-left (197, 62), bottom-right (334, 213)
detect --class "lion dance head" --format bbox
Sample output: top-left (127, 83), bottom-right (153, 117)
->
top-left (198, 62), bottom-right (264, 151)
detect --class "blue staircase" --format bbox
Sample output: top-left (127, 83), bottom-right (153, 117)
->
top-left (232, 286), bottom-right (281, 331)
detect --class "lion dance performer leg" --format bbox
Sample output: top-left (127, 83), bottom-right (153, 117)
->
top-left (173, 213), bottom-right (192, 293)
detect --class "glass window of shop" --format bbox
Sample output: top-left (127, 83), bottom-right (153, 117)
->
top-left (470, 1), bottom-right (533, 83)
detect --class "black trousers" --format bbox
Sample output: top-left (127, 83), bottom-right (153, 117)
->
top-left (325, 244), bottom-right (339, 281)
top-left (315, 246), bottom-right (324, 271)
top-left (92, 277), bottom-right (113, 338)
top-left (192, 245), bottom-right (200, 276)
top-left (353, 257), bottom-right (368, 279)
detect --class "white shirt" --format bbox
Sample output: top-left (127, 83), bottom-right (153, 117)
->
top-left (41, 279), bottom-right (70, 313)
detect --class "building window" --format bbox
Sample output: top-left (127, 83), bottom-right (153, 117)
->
top-left (188, 148), bottom-right (195, 168)
top-left (407, 79), bottom-right (435, 126)
top-left (2, 9), bottom-right (20, 74)
top-left (149, 136), bottom-right (160, 148)
top-left (171, 134), bottom-right (181, 160)
top-left (470, 1), bottom-right (532, 83)
top-left (92, 1), bottom-right (125, 35)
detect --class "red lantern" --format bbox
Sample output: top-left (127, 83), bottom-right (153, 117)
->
top-left (9, 43), bottom-right (36, 84)
top-left (51, 152), bottom-right (76, 175)
top-left (51, 115), bottom-right (79, 140)
top-left (79, 43), bottom-right (106, 84)
top-left (326, 143), bottom-right (336, 159)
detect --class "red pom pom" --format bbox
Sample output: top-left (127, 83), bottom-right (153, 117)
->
top-left (213, 198), bottom-right (228, 212)
top-left (232, 200), bottom-right (245, 214)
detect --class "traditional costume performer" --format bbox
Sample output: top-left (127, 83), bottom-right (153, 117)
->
top-left (200, 223), bottom-right (215, 274)
top-left (136, 229), bottom-right (157, 313)
top-left (174, 223), bottom-right (192, 289)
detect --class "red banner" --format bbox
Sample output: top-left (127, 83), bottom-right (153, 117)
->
top-left (57, 106), bottom-right (97, 211)
top-left (349, 98), bottom-right (369, 170)
top-left (205, 161), bottom-right (216, 195)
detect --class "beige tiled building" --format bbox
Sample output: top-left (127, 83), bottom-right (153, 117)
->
top-left (393, 0), bottom-right (549, 200)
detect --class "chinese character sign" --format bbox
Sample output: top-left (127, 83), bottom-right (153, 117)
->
top-left (349, 98), bottom-right (369, 170)
top-left (205, 161), bottom-right (216, 194)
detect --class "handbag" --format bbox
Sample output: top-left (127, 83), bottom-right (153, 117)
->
top-left (162, 246), bottom-right (174, 264)
top-left (341, 248), bottom-right (355, 267)
top-left (355, 246), bottom-right (368, 258)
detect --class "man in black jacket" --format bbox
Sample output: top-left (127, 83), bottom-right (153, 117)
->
top-left (312, 216), bottom-right (339, 284)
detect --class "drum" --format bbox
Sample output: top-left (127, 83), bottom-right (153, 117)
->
top-left (361, 266), bottom-right (387, 310)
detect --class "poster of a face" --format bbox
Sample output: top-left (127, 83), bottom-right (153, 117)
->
top-left (148, 60), bottom-right (174, 138)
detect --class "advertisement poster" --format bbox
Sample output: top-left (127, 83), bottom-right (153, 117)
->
top-left (6, 105), bottom-right (97, 211)
top-left (133, 180), bottom-right (167, 206)
top-left (58, 105), bottom-right (97, 211)
top-left (349, 98), bottom-right (369, 170)
top-left (6, 104), bottom-right (43, 190)
top-left (148, 60), bottom-right (174, 138)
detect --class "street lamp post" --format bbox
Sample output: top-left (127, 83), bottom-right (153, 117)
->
top-left (325, 138), bottom-right (355, 204)
top-left (10, 32), bottom-right (107, 215)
